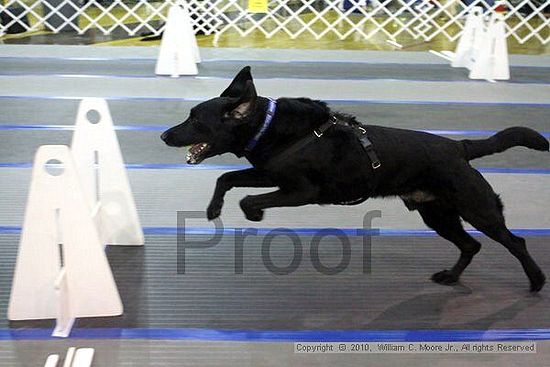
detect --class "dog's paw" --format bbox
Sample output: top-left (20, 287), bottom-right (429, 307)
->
top-left (244, 209), bottom-right (264, 222)
top-left (431, 270), bottom-right (459, 285)
top-left (529, 271), bottom-right (546, 293)
top-left (240, 197), bottom-right (264, 222)
top-left (207, 200), bottom-right (223, 220)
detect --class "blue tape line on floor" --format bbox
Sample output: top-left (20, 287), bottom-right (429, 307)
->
top-left (3, 73), bottom-right (550, 85)
top-left (1, 55), bottom-right (550, 68)
top-left (141, 227), bottom-right (550, 237)
top-left (1, 162), bottom-right (549, 174)
top-left (0, 328), bottom-right (550, 342)
top-left (0, 124), bottom-right (168, 131)
top-left (1, 95), bottom-right (549, 107)
top-left (1, 124), bottom-right (549, 138)
top-left (1, 226), bottom-right (550, 237)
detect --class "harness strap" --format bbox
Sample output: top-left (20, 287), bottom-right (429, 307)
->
top-left (354, 126), bottom-right (381, 170)
top-left (267, 114), bottom-right (381, 171)
top-left (268, 118), bottom-right (337, 161)
top-left (313, 115), bottom-right (338, 137)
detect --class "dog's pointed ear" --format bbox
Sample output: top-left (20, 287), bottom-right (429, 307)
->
top-left (220, 66), bottom-right (253, 98)
top-left (229, 80), bottom-right (257, 120)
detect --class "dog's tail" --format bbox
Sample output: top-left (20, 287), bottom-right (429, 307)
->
top-left (462, 127), bottom-right (549, 161)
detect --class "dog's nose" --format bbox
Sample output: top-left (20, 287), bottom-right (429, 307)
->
top-left (160, 131), bottom-right (169, 142)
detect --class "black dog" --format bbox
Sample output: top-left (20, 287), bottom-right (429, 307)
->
top-left (162, 66), bottom-right (549, 292)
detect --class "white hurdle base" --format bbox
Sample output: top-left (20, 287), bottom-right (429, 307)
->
top-left (469, 13), bottom-right (510, 80)
top-left (52, 269), bottom-right (75, 338)
top-left (451, 6), bottom-right (485, 69)
top-left (155, 3), bottom-right (200, 76)
top-left (7, 146), bottom-right (123, 337)
top-left (8, 98), bottom-right (143, 337)
top-left (43, 347), bottom-right (95, 367)
top-left (44, 355), bottom-right (59, 367)
top-left (72, 98), bottom-right (144, 246)
top-left (437, 8), bottom-right (509, 81)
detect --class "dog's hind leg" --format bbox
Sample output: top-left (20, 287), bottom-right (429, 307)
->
top-left (416, 202), bottom-right (482, 285)
top-left (453, 168), bottom-right (545, 292)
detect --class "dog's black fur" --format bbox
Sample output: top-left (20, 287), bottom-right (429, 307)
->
top-left (162, 66), bottom-right (549, 292)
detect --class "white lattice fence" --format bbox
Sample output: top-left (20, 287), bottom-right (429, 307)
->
top-left (0, 0), bottom-right (548, 44)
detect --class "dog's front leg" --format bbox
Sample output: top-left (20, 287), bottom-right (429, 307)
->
top-left (207, 168), bottom-right (275, 220)
top-left (240, 188), bottom-right (319, 222)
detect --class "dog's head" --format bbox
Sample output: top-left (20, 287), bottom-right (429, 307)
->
top-left (161, 66), bottom-right (260, 164)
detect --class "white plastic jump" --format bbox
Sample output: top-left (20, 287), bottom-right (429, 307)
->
top-left (8, 98), bottom-right (143, 337)
top-left (436, 7), bottom-right (510, 81)
top-left (468, 13), bottom-right (509, 80)
top-left (72, 99), bottom-right (144, 246)
top-left (44, 347), bottom-right (95, 367)
top-left (451, 7), bottom-right (485, 70)
top-left (8, 146), bottom-right (123, 336)
top-left (156, 3), bottom-right (201, 77)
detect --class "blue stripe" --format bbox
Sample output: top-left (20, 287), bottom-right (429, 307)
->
top-left (0, 327), bottom-right (550, 342)
top-left (147, 227), bottom-right (550, 237)
top-left (1, 124), bottom-right (549, 138)
top-left (0, 73), bottom-right (162, 79)
top-left (0, 95), bottom-right (208, 102)
top-left (0, 124), bottom-right (168, 131)
top-left (2, 72), bottom-right (550, 85)
top-left (476, 168), bottom-right (550, 174)
top-left (1, 55), bottom-right (549, 68)
top-left (1, 162), bottom-right (549, 174)
top-left (0, 56), bottom-right (159, 62)
top-left (1, 226), bottom-right (550, 237)
top-left (126, 163), bottom-right (252, 170)
top-left (0, 95), bottom-right (549, 107)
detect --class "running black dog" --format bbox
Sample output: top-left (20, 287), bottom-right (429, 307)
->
top-left (161, 66), bottom-right (549, 292)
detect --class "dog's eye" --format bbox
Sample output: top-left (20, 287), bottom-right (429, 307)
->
top-left (232, 111), bottom-right (244, 119)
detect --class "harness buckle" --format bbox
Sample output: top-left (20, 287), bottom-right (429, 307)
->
top-left (372, 161), bottom-right (381, 169)
top-left (314, 130), bottom-right (323, 138)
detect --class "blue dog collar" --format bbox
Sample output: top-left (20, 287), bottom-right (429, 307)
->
top-left (245, 98), bottom-right (277, 152)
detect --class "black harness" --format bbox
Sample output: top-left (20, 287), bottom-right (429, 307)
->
top-left (266, 114), bottom-right (381, 170)
top-left (245, 100), bottom-right (381, 171)
top-left (317, 115), bottom-right (381, 170)
top-left (246, 105), bottom-right (380, 206)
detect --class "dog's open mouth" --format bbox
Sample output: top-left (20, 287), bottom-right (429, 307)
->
top-left (186, 143), bottom-right (210, 164)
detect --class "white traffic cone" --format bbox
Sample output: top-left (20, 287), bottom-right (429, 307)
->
top-left (155, 3), bottom-right (200, 76)
top-left (469, 12), bottom-right (510, 80)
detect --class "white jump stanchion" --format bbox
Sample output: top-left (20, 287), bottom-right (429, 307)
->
top-left (155, 3), bottom-right (200, 77)
top-left (72, 348), bottom-right (95, 367)
top-left (43, 347), bottom-right (94, 367)
top-left (71, 98), bottom-right (144, 246)
top-left (44, 355), bottom-right (59, 367)
top-left (7, 145), bottom-right (123, 337)
top-left (469, 12), bottom-right (510, 81)
top-left (451, 6), bottom-right (485, 69)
